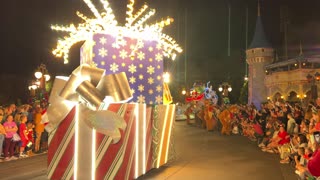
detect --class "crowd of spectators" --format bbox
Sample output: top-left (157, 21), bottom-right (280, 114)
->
top-left (0, 102), bottom-right (48, 162)
top-left (218, 100), bottom-right (320, 180)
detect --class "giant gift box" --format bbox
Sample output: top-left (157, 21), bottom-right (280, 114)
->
top-left (47, 33), bottom-right (176, 180)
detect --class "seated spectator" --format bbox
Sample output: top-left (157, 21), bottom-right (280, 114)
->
top-left (297, 132), bottom-right (320, 179)
top-left (258, 122), bottom-right (276, 148)
top-left (294, 147), bottom-right (308, 176)
top-left (262, 124), bottom-right (290, 153)
top-left (280, 133), bottom-right (308, 164)
top-left (307, 132), bottom-right (320, 177)
top-left (304, 147), bottom-right (314, 162)
top-left (252, 120), bottom-right (264, 141)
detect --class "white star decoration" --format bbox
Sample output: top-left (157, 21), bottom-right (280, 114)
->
top-left (155, 95), bottom-right (162, 104)
top-left (148, 77), bottom-right (154, 84)
top-left (99, 47), bottom-right (108, 57)
top-left (129, 76), bottom-right (136, 84)
top-left (137, 51), bottom-right (145, 60)
top-left (147, 65), bottom-right (155, 75)
top-left (156, 85), bottom-right (162, 92)
top-left (110, 63), bottom-right (119, 72)
top-left (155, 53), bottom-right (163, 61)
top-left (128, 64), bottom-right (137, 74)
top-left (137, 95), bottom-right (145, 104)
top-left (119, 49), bottom-right (128, 59)
top-left (138, 84), bottom-right (145, 92)
top-left (99, 37), bottom-right (107, 44)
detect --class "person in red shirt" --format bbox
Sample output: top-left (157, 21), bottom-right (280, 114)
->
top-left (26, 121), bottom-right (35, 156)
top-left (19, 115), bottom-right (29, 158)
top-left (307, 132), bottom-right (320, 177)
top-left (262, 124), bottom-right (290, 153)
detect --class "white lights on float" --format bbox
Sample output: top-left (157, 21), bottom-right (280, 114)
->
top-left (157, 106), bottom-right (169, 168)
top-left (165, 104), bottom-right (175, 164)
top-left (163, 72), bottom-right (170, 83)
top-left (51, 0), bottom-right (182, 64)
top-left (74, 104), bottom-right (79, 180)
top-left (134, 105), bottom-right (139, 179)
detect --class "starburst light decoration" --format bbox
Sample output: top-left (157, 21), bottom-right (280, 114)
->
top-left (51, 0), bottom-right (183, 64)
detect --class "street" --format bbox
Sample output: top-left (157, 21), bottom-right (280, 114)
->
top-left (0, 121), bottom-right (298, 180)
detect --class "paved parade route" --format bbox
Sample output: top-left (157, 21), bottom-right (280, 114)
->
top-left (138, 121), bottom-right (298, 180)
top-left (0, 121), bottom-right (298, 180)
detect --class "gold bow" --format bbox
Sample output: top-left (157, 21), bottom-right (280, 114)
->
top-left (45, 64), bottom-right (132, 143)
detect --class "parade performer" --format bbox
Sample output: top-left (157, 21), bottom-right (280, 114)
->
top-left (218, 105), bottom-right (239, 135)
top-left (184, 82), bottom-right (218, 128)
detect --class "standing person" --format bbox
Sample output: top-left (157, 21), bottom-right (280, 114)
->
top-left (3, 115), bottom-right (18, 161)
top-left (34, 106), bottom-right (44, 153)
top-left (19, 115), bottom-right (29, 158)
top-left (287, 113), bottom-right (296, 135)
top-left (0, 123), bottom-right (5, 161)
top-left (294, 105), bottom-right (303, 125)
top-left (26, 122), bottom-right (35, 156)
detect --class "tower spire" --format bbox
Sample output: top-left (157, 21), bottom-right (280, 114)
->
top-left (248, 0), bottom-right (271, 49)
top-left (257, 0), bottom-right (260, 16)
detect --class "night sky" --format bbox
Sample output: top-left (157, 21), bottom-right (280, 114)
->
top-left (1, 0), bottom-right (320, 103)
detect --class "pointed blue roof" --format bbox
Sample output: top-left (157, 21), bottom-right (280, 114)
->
top-left (248, 15), bottom-right (272, 49)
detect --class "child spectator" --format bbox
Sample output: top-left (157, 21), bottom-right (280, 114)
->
top-left (19, 115), bottom-right (29, 158)
top-left (26, 122), bottom-right (35, 156)
top-left (3, 115), bottom-right (18, 161)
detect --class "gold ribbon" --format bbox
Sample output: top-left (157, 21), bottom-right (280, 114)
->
top-left (45, 64), bottom-right (132, 143)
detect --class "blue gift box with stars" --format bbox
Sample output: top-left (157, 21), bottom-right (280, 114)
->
top-left (81, 33), bottom-right (164, 105)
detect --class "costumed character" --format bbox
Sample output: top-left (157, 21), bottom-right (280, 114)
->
top-left (204, 81), bottom-right (218, 105)
top-left (203, 100), bottom-right (215, 131)
top-left (218, 105), bottom-right (239, 135)
top-left (184, 83), bottom-right (205, 125)
top-left (202, 82), bottom-right (219, 131)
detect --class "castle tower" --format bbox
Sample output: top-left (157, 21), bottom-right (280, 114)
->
top-left (246, 1), bottom-right (274, 108)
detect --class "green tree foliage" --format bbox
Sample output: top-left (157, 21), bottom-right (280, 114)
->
top-left (239, 81), bottom-right (248, 104)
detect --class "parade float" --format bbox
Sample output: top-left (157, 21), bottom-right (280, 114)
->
top-left (46, 0), bottom-right (182, 179)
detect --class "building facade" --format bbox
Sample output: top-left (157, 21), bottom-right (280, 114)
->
top-left (246, 4), bottom-right (320, 108)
